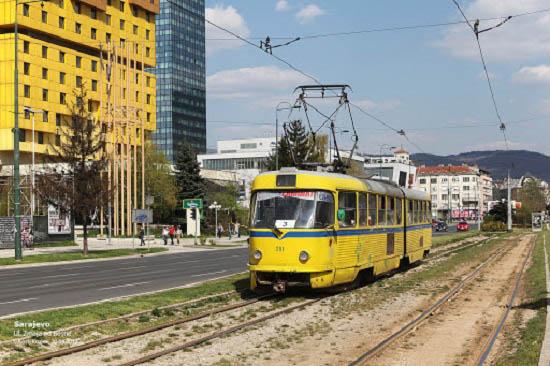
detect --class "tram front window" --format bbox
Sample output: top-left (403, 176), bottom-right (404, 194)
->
top-left (250, 191), bottom-right (334, 229)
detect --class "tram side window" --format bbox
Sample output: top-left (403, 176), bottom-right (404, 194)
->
top-left (408, 200), bottom-right (414, 224)
top-left (368, 194), bottom-right (377, 226)
top-left (387, 197), bottom-right (395, 225)
top-left (378, 195), bottom-right (387, 226)
top-left (359, 193), bottom-right (367, 227)
top-left (396, 198), bottom-right (403, 225)
top-left (424, 202), bottom-right (429, 222)
top-left (338, 192), bottom-right (357, 228)
top-left (414, 201), bottom-right (420, 224)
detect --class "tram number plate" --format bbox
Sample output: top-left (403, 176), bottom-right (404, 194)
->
top-left (275, 246), bottom-right (285, 253)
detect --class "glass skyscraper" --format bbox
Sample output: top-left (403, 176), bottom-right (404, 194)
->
top-left (154, 0), bottom-right (206, 162)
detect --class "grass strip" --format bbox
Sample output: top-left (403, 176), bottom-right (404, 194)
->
top-left (32, 241), bottom-right (77, 248)
top-left (495, 232), bottom-right (546, 365)
top-left (0, 248), bottom-right (168, 266)
top-left (0, 273), bottom-right (248, 341)
top-left (432, 231), bottom-right (484, 248)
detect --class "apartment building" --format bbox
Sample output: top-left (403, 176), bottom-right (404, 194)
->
top-left (416, 165), bottom-right (493, 220)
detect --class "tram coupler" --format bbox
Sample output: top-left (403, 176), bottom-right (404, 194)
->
top-left (273, 280), bottom-right (287, 293)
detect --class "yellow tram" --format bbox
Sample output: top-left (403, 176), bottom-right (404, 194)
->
top-left (248, 168), bottom-right (432, 291)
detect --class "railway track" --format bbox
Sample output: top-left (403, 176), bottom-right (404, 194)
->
top-left (348, 236), bottom-right (531, 366)
top-left (5, 234), bottom-right (497, 366)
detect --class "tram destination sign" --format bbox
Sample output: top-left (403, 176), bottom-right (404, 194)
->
top-left (183, 199), bottom-right (203, 209)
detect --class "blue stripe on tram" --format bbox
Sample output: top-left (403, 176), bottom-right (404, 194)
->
top-left (249, 224), bottom-right (431, 239)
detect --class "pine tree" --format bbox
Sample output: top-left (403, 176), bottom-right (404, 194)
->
top-left (266, 120), bottom-right (326, 170)
top-left (174, 141), bottom-right (205, 200)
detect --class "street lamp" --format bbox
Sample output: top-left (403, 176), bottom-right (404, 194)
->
top-left (275, 102), bottom-right (300, 170)
top-left (23, 106), bottom-right (43, 236)
top-left (378, 144), bottom-right (396, 180)
top-left (209, 201), bottom-right (222, 238)
top-left (13, 0), bottom-right (51, 260)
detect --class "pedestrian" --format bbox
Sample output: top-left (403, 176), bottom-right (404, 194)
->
top-left (28, 229), bottom-right (34, 250)
top-left (228, 222), bottom-right (232, 240)
top-left (139, 226), bottom-right (145, 246)
top-left (217, 223), bottom-right (223, 238)
top-left (169, 225), bottom-right (175, 245)
top-left (162, 226), bottom-right (169, 245)
top-left (176, 225), bottom-right (182, 245)
top-left (235, 221), bottom-right (241, 238)
top-left (21, 226), bottom-right (30, 250)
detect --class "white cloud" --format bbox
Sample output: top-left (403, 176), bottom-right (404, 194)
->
top-left (205, 5), bottom-right (250, 55)
top-left (207, 66), bottom-right (310, 101)
top-left (295, 4), bottom-right (325, 24)
top-left (435, 0), bottom-right (550, 61)
top-left (353, 98), bottom-right (402, 112)
top-left (275, 0), bottom-right (290, 12)
top-left (513, 65), bottom-right (550, 84)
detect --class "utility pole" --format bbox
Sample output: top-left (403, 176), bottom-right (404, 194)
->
top-left (13, 0), bottom-right (21, 260)
top-left (507, 169), bottom-right (512, 231)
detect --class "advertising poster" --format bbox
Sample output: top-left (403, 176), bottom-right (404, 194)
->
top-left (48, 205), bottom-right (71, 234)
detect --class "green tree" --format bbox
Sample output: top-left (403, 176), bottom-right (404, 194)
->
top-left (266, 120), bottom-right (326, 170)
top-left (37, 85), bottom-right (108, 255)
top-left (137, 141), bottom-right (177, 223)
top-left (516, 179), bottom-right (546, 226)
top-left (174, 141), bottom-right (205, 201)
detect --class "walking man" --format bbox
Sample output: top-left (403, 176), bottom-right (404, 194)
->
top-left (169, 225), bottom-right (175, 245)
top-left (162, 226), bottom-right (169, 245)
top-left (235, 221), bottom-right (241, 238)
top-left (139, 226), bottom-right (145, 246)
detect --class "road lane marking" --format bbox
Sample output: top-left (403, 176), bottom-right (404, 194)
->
top-left (0, 298), bottom-right (37, 306)
top-left (191, 270), bottom-right (227, 278)
top-left (43, 273), bottom-right (81, 279)
top-left (98, 281), bottom-right (152, 291)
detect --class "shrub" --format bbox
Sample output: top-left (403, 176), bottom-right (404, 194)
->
top-left (481, 220), bottom-right (506, 232)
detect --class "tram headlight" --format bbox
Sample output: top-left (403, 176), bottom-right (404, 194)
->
top-left (299, 251), bottom-right (309, 262)
top-left (253, 250), bottom-right (262, 261)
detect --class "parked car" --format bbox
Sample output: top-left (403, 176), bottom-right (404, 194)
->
top-left (435, 221), bottom-right (448, 232)
top-left (457, 221), bottom-right (470, 231)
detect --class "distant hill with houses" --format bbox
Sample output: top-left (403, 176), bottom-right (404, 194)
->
top-left (411, 150), bottom-right (550, 182)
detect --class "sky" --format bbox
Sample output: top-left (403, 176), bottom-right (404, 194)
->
top-left (204, 0), bottom-right (550, 156)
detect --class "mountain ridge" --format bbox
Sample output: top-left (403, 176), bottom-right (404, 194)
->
top-left (410, 150), bottom-right (550, 181)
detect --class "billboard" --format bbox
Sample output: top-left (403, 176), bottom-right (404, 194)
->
top-left (48, 205), bottom-right (71, 234)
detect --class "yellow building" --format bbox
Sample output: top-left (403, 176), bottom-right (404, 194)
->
top-left (0, 0), bottom-right (158, 236)
top-left (0, 0), bottom-right (158, 165)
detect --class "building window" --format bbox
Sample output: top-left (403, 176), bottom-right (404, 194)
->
top-left (92, 80), bottom-right (97, 91)
top-left (76, 56), bottom-right (82, 68)
top-left (146, 29), bottom-right (150, 40)
top-left (240, 143), bottom-right (257, 149)
top-left (74, 2), bottom-right (81, 13)
top-left (134, 43), bottom-right (139, 53)
top-left (463, 186), bottom-right (470, 191)
top-left (23, 3), bottom-right (30, 16)
top-left (106, 33), bottom-right (111, 44)
top-left (463, 177), bottom-right (470, 182)
top-left (58, 0), bottom-right (64, 8)
top-left (135, 74), bottom-right (139, 84)
top-left (24, 110), bottom-right (30, 119)
top-left (430, 178), bottom-right (437, 184)
top-left (119, 1), bottom-right (125, 12)
top-left (59, 72), bottom-right (66, 84)
top-left (60, 92), bottom-right (66, 104)
top-left (90, 7), bottom-right (97, 19)
top-left (59, 16), bottom-right (65, 28)
top-left (23, 41), bottom-right (29, 53)
top-left (91, 60), bottom-right (97, 72)
top-left (105, 14), bottom-right (111, 26)
top-left (452, 194), bottom-right (460, 201)
top-left (38, 132), bottom-right (44, 145)
top-left (42, 67), bottom-right (48, 79)
top-left (75, 22), bottom-right (81, 34)
top-left (55, 135), bottom-right (61, 146)
top-left (23, 62), bottom-right (30, 75)
top-left (88, 100), bottom-right (93, 112)
top-left (19, 130), bottom-right (26, 142)
top-left (441, 178), bottom-right (448, 183)
top-left (120, 19), bottom-right (125, 30)
top-left (419, 178), bottom-right (426, 184)
top-left (146, 76), bottom-right (150, 87)
top-left (59, 51), bottom-right (65, 63)
top-left (56, 113), bottom-right (62, 126)
top-left (133, 25), bottom-right (138, 35)
top-left (441, 194), bottom-right (448, 201)
top-left (146, 12), bottom-right (151, 22)
top-left (42, 88), bottom-right (48, 101)
top-left (76, 76), bottom-right (82, 87)
top-left (42, 46), bottom-right (48, 58)
top-left (145, 47), bottom-right (150, 57)
top-left (24, 85), bottom-right (30, 98)
top-left (43, 110), bottom-right (48, 122)
top-left (135, 91), bottom-right (139, 101)
top-left (452, 177), bottom-right (459, 182)
top-left (91, 28), bottom-right (97, 39)
top-left (41, 10), bottom-right (47, 23)
top-left (147, 112), bottom-right (151, 122)
top-left (146, 94), bottom-right (151, 104)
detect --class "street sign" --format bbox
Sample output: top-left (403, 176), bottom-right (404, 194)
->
top-left (183, 199), bottom-right (203, 209)
top-left (132, 209), bottom-right (153, 224)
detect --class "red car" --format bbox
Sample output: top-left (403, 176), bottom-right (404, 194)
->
top-left (457, 221), bottom-right (470, 231)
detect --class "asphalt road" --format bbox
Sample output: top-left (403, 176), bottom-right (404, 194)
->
top-left (0, 248), bottom-right (248, 317)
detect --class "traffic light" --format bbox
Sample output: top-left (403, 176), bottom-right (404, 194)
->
top-left (190, 208), bottom-right (197, 220)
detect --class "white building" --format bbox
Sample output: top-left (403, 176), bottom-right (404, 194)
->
top-left (363, 148), bottom-right (417, 188)
top-left (416, 165), bottom-right (493, 220)
top-left (197, 138), bottom-right (276, 206)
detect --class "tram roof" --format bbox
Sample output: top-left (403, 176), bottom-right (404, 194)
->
top-left (255, 169), bottom-right (430, 201)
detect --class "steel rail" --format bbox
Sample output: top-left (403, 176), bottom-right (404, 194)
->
top-left (475, 236), bottom-right (536, 365)
top-left (117, 297), bottom-right (322, 366)
top-left (5, 293), bottom-right (276, 366)
top-left (349, 240), bottom-right (515, 366)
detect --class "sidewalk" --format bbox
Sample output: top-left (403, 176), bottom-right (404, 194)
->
top-left (0, 236), bottom-right (248, 259)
